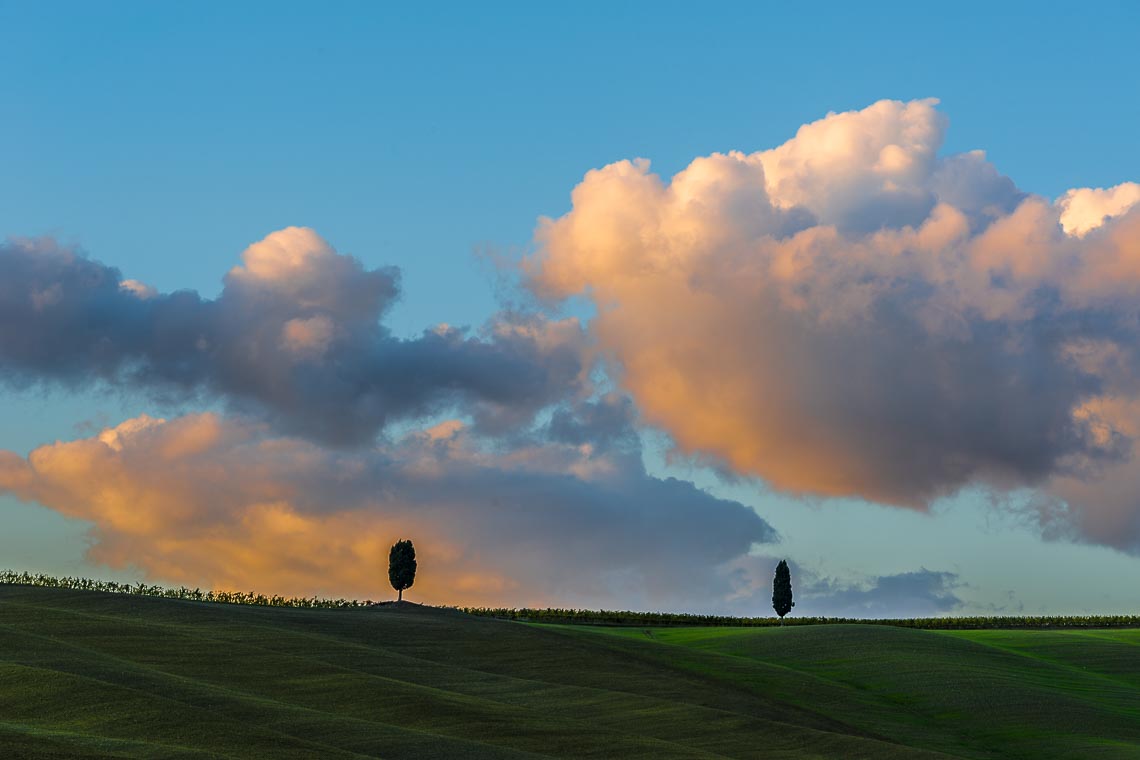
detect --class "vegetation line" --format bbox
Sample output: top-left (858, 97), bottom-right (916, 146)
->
top-left (463, 607), bottom-right (1140, 630)
top-left (0, 570), bottom-right (374, 609)
top-left (5, 571), bottom-right (1139, 629)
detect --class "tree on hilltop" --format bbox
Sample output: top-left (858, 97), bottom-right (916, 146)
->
top-left (388, 539), bottom-right (417, 602)
top-left (772, 559), bottom-right (795, 622)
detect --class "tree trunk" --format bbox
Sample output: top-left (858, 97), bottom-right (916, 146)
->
top-left (398, 588), bottom-right (403, 602)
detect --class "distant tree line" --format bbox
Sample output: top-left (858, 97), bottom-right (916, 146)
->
top-left (5, 569), bottom-right (1140, 630)
top-left (459, 607), bottom-right (1140, 630)
top-left (0, 570), bottom-right (373, 609)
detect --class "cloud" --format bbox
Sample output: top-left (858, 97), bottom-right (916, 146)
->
top-left (801, 568), bottom-right (964, 618)
top-left (526, 98), bottom-right (1140, 550)
top-left (0, 402), bottom-right (776, 608)
top-left (1057, 182), bottom-right (1140, 237)
top-left (6, 97), bottom-right (1140, 601)
top-left (0, 228), bottom-right (587, 445)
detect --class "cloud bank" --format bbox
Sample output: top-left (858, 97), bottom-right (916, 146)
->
top-left (0, 398), bottom-right (776, 607)
top-left (4, 97), bottom-right (1140, 607)
top-left (0, 228), bottom-right (586, 444)
top-left (527, 98), bottom-right (1140, 551)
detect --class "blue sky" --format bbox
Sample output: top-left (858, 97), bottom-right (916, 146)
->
top-left (2, 1), bottom-right (1139, 614)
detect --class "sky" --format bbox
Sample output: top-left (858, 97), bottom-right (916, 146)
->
top-left (2, 1), bottom-right (1139, 617)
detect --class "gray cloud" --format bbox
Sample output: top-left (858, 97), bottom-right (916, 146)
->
top-left (0, 229), bottom-right (586, 445)
top-left (546, 393), bottom-right (641, 454)
top-left (721, 556), bottom-right (963, 618)
top-left (801, 568), bottom-right (964, 618)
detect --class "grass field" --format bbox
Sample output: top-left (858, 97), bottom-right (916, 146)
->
top-left (2, 585), bottom-right (1139, 758)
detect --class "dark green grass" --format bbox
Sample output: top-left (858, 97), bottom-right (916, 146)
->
top-left (2, 586), bottom-right (1138, 758)
top-left (559, 625), bottom-right (1140, 759)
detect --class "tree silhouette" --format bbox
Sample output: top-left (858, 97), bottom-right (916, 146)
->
top-left (388, 539), bottom-right (417, 602)
top-left (772, 559), bottom-right (795, 621)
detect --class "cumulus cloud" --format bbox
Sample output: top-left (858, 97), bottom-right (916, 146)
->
top-left (0, 228), bottom-right (586, 444)
top-left (0, 400), bottom-right (776, 607)
top-left (527, 98), bottom-right (1140, 550)
top-left (1057, 182), bottom-right (1140, 237)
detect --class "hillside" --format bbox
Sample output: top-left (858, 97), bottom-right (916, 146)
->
top-left (2, 585), bottom-right (1139, 758)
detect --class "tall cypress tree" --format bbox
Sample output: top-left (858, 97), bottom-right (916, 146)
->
top-left (388, 539), bottom-right (417, 602)
top-left (772, 559), bottom-right (795, 621)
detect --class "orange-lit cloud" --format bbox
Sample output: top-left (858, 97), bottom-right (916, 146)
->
top-left (527, 98), bottom-right (1140, 549)
top-left (0, 406), bottom-right (775, 607)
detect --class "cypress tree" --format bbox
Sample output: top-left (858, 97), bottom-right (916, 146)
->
top-left (772, 559), bottom-right (795, 621)
top-left (388, 539), bottom-right (417, 602)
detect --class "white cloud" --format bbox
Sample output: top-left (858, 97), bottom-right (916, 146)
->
top-left (1057, 182), bottom-right (1140, 237)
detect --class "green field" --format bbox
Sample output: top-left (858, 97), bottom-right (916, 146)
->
top-left (2, 585), bottom-right (1139, 758)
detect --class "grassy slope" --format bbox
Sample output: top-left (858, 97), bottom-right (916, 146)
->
top-left (0, 587), bottom-right (1136, 759)
top-left (558, 625), bottom-right (1140, 759)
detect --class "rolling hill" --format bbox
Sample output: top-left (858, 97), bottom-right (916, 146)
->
top-left (2, 585), bottom-right (1138, 758)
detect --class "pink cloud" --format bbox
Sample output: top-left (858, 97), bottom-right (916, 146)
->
top-left (527, 98), bottom-right (1140, 550)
